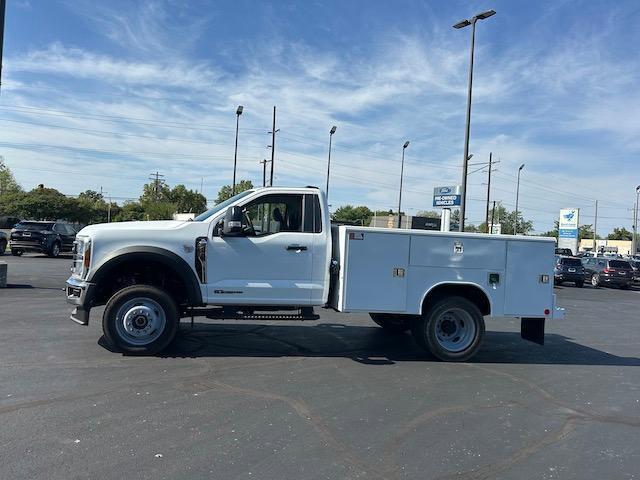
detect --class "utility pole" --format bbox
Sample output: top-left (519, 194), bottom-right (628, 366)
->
top-left (0, 0), bottom-right (6, 95)
top-left (148, 172), bottom-right (165, 201)
top-left (268, 106), bottom-right (278, 187)
top-left (484, 152), bottom-right (492, 232)
top-left (634, 186), bottom-right (640, 255)
top-left (490, 200), bottom-right (496, 234)
top-left (593, 200), bottom-right (598, 252)
top-left (259, 159), bottom-right (270, 187)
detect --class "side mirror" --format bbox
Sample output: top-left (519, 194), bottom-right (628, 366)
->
top-left (222, 206), bottom-right (244, 236)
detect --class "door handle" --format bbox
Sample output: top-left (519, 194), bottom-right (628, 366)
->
top-left (286, 245), bottom-right (308, 251)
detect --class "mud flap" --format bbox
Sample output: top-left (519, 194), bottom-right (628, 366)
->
top-left (521, 317), bottom-right (545, 345)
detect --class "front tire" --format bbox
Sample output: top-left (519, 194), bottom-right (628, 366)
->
top-left (411, 296), bottom-right (485, 362)
top-left (575, 280), bottom-right (584, 288)
top-left (11, 248), bottom-right (23, 256)
top-left (0, 239), bottom-right (6, 255)
top-left (102, 285), bottom-right (179, 354)
top-left (369, 313), bottom-right (410, 333)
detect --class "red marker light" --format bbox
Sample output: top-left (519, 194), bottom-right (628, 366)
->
top-left (544, 309), bottom-right (550, 315)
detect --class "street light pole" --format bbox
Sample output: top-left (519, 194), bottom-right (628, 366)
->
top-left (397, 141), bottom-right (410, 228)
top-left (634, 186), bottom-right (640, 255)
top-left (325, 126), bottom-right (337, 200)
top-left (514, 163), bottom-right (524, 235)
top-left (232, 105), bottom-right (243, 195)
top-left (453, 9), bottom-right (496, 232)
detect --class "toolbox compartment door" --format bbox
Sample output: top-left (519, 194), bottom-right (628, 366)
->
top-left (340, 230), bottom-right (410, 312)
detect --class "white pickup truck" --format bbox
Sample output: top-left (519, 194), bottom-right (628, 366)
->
top-left (66, 186), bottom-right (563, 361)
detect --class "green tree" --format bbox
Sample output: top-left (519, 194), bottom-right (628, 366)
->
top-left (607, 227), bottom-right (633, 240)
top-left (114, 201), bottom-right (145, 222)
top-left (475, 202), bottom-right (534, 235)
top-left (0, 158), bottom-right (22, 197)
top-left (10, 185), bottom-right (75, 220)
top-left (140, 181), bottom-right (172, 204)
top-left (332, 205), bottom-right (373, 225)
top-left (215, 180), bottom-right (253, 204)
top-left (169, 184), bottom-right (207, 213)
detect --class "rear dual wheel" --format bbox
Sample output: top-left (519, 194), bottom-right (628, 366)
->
top-left (411, 296), bottom-right (485, 362)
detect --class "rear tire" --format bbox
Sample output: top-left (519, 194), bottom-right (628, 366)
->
top-left (591, 274), bottom-right (600, 287)
top-left (411, 296), bottom-right (485, 362)
top-left (0, 239), bottom-right (6, 255)
top-left (102, 285), bottom-right (179, 355)
top-left (48, 241), bottom-right (61, 258)
top-left (575, 280), bottom-right (584, 288)
top-left (369, 313), bottom-right (410, 333)
top-left (11, 249), bottom-right (23, 256)
top-left (620, 284), bottom-right (630, 290)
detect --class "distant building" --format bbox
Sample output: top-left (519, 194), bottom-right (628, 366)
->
top-left (579, 239), bottom-right (633, 255)
top-left (370, 215), bottom-right (441, 231)
top-left (173, 213), bottom-right (196, 221)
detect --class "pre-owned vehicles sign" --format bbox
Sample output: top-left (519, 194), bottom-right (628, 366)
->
top-left (433, 185), bottom-right (461, 207)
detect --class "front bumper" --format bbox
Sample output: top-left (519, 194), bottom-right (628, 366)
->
top-left (65, 276), bottom-right (96, 325)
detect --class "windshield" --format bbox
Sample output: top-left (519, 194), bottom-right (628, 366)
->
top-left (193, 190), bottom-right (254, 221)
top-left (15, 222), bottom-right (54, 231)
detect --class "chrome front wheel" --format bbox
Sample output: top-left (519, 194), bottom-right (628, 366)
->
top-left (115, 297), bottom-right (167, 346)
top-left (103, 285), bottom-right (179, 354)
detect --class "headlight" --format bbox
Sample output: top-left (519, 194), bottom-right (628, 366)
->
top-left (71, 237), bottom-right (92, 279)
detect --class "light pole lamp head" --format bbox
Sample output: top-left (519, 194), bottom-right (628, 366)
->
top-left (236, 105), bottom-right (244, 115)
top-left (636, 185), bottom-right (640, 193)
top-left (403, 141), bottom-right (410, 149)
top-left (475, 9), bottom-right (496, 20)
top-left (453, 19), bottom-right (471, 29)
top-left (330, 126), bottom-right (337, 135)
top-left (519, 163), bottom-right (525, 172)
top-left (467, 153), bottom-right (473, 161)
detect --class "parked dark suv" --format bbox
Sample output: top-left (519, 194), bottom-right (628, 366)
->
top-left (582, 257), bottom-right (633, 289)
top-left (9, 221), bottom-right (77, 257)
top-left (554, 256), bottom-right (585, 287)
top-left (0, 231), bottom-right (7, 255)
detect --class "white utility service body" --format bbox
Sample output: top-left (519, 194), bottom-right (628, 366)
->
top-left (66, 186), bottom-right (563, 360)
top-left (331, 225), bottom-right (558, 319)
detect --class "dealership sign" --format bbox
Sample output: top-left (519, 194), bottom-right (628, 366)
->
top-left (433, 185), bottom-right (461, 207)
top-left (557, 208), bottom-right (579, 254)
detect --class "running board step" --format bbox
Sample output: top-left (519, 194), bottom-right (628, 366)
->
top-left (192, 307), bottom-right (320, 321)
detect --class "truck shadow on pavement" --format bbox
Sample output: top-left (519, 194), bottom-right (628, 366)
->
top-left (143, 322), bottom-right (640, 367)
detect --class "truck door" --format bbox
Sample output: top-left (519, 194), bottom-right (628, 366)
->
top-left (206, 193), bottom-right (314, 306)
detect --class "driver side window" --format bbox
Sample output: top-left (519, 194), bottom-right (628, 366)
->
top-left (243, 194), bottom-right (303, 236)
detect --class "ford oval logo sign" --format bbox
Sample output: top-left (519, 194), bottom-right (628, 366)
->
top-left (439, 187), bottom-right (451, 194)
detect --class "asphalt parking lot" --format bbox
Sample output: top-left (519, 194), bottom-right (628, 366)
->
top-left (0, 254), bottom-right (639, 479)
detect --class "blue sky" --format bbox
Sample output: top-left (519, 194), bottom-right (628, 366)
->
top-left (2, 0), bottom-right (640, 234)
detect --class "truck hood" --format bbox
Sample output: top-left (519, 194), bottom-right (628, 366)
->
top-left (79, 220), bottom-right (188, 236)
